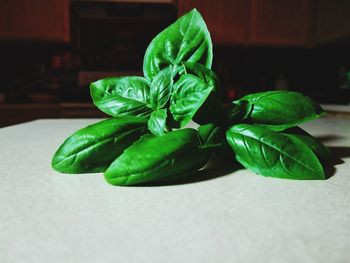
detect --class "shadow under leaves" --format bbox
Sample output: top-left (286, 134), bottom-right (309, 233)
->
top-left (135, 144), bottom-right (350, 186)
top-left (324, 146), bottom-right (350, 179)
top-left (138, 156), bottom-right (242, 187)
top-left (315, 135), bottom-right (345, 143)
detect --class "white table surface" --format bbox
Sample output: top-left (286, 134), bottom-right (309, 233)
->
top-left (1, 115), bottom-right (350, 263)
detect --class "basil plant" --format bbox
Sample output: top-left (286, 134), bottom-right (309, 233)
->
top-left (52, 9), bottom-right (329, 186)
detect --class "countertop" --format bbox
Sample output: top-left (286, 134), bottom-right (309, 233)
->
top-left (1, 115), bottom-right (350, 263)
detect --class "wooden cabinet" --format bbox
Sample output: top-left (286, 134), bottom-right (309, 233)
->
top-left (251, 0), bottom-right (312, 46)
top-left (316, 0), bottom-right (350, 43)
top-left (178, 0), bottom-right (251, 45)
top-left (0, 0), bottom-right (70, 42)
top-left (177, 0), bottom-right (312, 46)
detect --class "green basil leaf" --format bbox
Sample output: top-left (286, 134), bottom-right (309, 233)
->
top-left (221, 100), bottom-right (253, 126)
top-left (198, 124), bottom-right (236, 161)
top-left (149, 66), bottom-right (176, 109)
top-left (148, 108), bottom-right (167, 136)
top-left (143, 8), bottom-right (212, 81)
top-left (238, 91), bottom-right (325, 131)
top-left (104, 129), bottom-right (212, 186)
top-left (283, 127), bottom-right (331, 162)
top-left (182, 62), bottom-right (219, 85)
top-left (182, 62), bottom-right (222, 124)
top-left (90, 76), bottom-right (152, 117)
top-left (226, 124), bottom-right (325, 180)
top-left (52, 117), bottom-right (148, 174)
top-left (198, 123), bottom-right (223, 149)
top-left (170, 74), bottom-right (212, 127)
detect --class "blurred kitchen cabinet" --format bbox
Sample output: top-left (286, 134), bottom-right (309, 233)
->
top-left (250, 0), bottom-right (312, 46)
top-left (178, 0), bottom-right (251, 45)
top-left (178, 0), bottom-right (312, 46)
top-left (0, 103), bottom-right (107, 128)
top-left (0, 104), bottom-right (61, 128)
top-left (0, 0), bottom-right (70, 42)
top-left (316, 0), bottom-right (350, 43)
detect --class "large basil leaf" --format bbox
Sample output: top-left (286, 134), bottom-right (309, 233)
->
top-left (143, 8), bottom-right (212, 81)
top-left (182, 62), bottom-right (222, 124)
top-left (238, 91), bottom-right (325, 131)
top-left (90, 76), bottom-right (152, 117)
top-left (283, 127), bottom-right (331, 162)
top-left (226, 124), bottom-right (325, 180)
top-left (104, 129), bottom-right (212, 186)
top-left (170, 74), bottom-right (213, 127)
top-left (52, 117), bottom-right (148, 173)
top-left (148, 108), bottom-right (167, 136)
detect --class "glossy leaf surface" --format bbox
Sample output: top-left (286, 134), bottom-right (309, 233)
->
top-left (183, 62), bottom-right (222, 124)
top-left (149, 66), bottom-right (175, 109)
top-left (221, 100), bottom-right (252, 126)
top-left (226, 124), bottom-right (325, 180)
top-left (143, 9), bottom-right (212, 81)
top-left (198, 123), bottom-right (223, 149)
top-left (148, 108), bottom-right (167, 136)
top-left (239, 91), bottom-right (325, 131)
top-left (283, 127), bottom-right (331, 162)
top-left (90, 76), bottom-right (152, 117)
top-left (170, 74), bottom-right (212, 127)
top-left (104, 129), bottom-right (212, 186)
top-left (52, 117), bottom-right (148, 173)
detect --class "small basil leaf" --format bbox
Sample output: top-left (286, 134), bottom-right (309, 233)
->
top-left (104, 129), bottom-right (212, 186)
top-left (182, 62), bottom-right (222, 124)
top-left (182, 62), bottom-right (219, 86)
top-left (226, 124), bottom-right (325, 180)
top-left (148, 108), bottom-right (167, 136)
top-left (238, 91), bottom-right (325, 131)
top-left (283, 127), bottom-right (331, 162)
top-left (149, 66), bottom-right (183, 109)
top-left (170, 74), bottom-right (212, 127)
top-left (198, 123), bottom-right (223, 149)
top-left (221, 100), bottom-right (253, 126)
top-left (199, 123), bottom-right (236, 161)
top-left (143, 8), bottom-right (213, 81)
top-left (52, 117), bottom-right (148, 174)
top-left (90, 76), bottom-right (152, 117)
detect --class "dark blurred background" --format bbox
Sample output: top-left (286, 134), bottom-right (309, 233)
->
top-left (0, 0), bottom-right (350, 127)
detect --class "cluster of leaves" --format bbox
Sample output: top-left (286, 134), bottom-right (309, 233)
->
top-left (52, 9), bottom-right (330, 186)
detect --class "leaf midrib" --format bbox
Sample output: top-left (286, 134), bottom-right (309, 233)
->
top-left (231, 129), bottom-right (319, 175)
top-left (108, 142), bottom-right (199, 184)
top-left (55, 126), bottom-right (145, 167)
